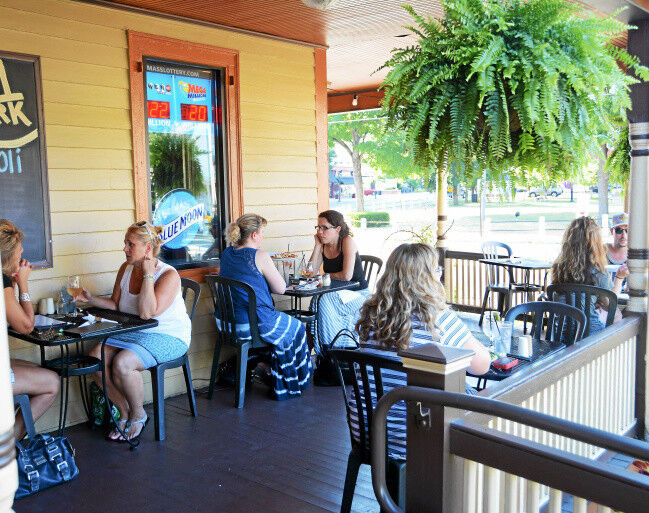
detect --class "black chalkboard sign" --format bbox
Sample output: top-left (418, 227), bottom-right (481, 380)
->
top-left (0, 53), bottom-right (52, 268)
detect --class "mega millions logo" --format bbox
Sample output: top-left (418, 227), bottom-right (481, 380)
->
top-left (178, 81), bottom-right (207, 100)
top-left (0, 60), bottom-right (37, 149)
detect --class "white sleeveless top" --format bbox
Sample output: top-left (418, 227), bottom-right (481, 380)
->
top-left (118, 261), bottom-right (192, 346)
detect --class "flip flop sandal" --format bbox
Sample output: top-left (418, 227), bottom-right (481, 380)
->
top-left (125, 414), bottom-right (150, 443)
top-left (106, 419), bottom-right (129, 443)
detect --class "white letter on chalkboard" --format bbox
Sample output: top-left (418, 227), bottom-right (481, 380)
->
top-left (0, 151), bottom-right (7, 173)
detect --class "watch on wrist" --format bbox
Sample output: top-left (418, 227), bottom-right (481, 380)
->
top-left (19, 292), bottom-right (31, 302)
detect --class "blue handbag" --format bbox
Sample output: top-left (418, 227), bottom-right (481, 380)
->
top-left (15, 434), bottom-right (79, 498)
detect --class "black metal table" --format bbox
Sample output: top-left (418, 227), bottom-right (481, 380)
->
top-left (281, 279), bottom-right (360, 319)
top-left (10, 307), bottom-right (157, 447)
top-left (479, 257), bottom-right (551, 298)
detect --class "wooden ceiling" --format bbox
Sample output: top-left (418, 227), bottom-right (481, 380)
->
top-left (99, 0), bottom-right (639, 94)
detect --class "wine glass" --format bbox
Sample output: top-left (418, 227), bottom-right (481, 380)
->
top-left (67, 275), bottom-right (82, 316)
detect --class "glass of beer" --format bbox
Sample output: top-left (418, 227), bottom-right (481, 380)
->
top-left (67, 275), bottom-right (82, 315)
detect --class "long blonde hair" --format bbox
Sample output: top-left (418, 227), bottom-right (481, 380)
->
top-left (126, 221), bottom-right (164, 257)
top-left (0, 219), bottom-right (25, 274)
top-left (226, 214), bottom-right (267, 246)
top-left (355, 243), bottom-right (447, 351)
top-left (552, 216), bottom-right (607, 285)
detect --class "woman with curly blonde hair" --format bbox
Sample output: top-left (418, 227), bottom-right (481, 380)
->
top-left (551, 216), bottom-right (626, 336)
top-left (351, 243), bottom-right (490, 459)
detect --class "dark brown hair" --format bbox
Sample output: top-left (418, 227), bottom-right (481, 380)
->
top-left (318, 210), bottom-right (351, 251)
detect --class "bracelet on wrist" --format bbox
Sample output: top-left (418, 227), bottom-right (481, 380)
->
top-left (19, 292), bottom-right (31, 302)
top-left (143, 274), bottom-right (155, 280)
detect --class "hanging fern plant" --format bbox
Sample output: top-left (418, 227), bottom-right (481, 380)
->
top-left (380, 0), bottom-right (649, 182)
top-left (605, 124), bottom-right (630, 185)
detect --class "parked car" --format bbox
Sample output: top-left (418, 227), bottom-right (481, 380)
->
top-left (529, 185), bottom-right (563, 198)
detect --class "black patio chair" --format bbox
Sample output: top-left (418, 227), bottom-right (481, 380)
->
top-left (360, 255), bottom-right (383, 288)
top-left (146, 277), bottom-right (200, 441)
top-left (205, 275), bottom-right (269, 408)
top-left (547, 283), bottom-right (618, 337)
top-left (14, 394), bottom-right (36, 440)
top-left (504, 301), bottom-right (586, 346)
top-left (479, 241), bottom-right (542, 326)
top-left (331, 346), bottom-right (406, 513)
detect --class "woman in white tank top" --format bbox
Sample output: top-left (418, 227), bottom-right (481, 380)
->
top-left (73, 221), bottom-right (191, 442)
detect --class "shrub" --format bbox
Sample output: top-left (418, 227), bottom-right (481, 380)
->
top-left (348, 211), bottom-right (390, 228)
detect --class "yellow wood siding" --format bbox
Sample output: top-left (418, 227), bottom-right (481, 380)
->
top-left (2, 0), bottom-right (319, 431)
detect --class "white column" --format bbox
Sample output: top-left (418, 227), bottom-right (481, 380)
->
top-left (626, 122), bottom-right (649, 314)
top-left (0, 287), bottom-right (17, 512)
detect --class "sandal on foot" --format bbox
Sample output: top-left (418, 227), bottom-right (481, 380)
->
top-left (107, 419), bottom-right (129, 442)
top-left (125, 414), bottom-right (149, 442)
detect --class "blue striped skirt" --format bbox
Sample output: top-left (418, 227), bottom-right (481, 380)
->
top-left (105, 331), bottom-right (188, 369)
top-left (216, 311), bottom-right (312, 400)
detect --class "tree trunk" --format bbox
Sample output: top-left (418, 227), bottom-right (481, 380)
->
top-left (597, 148), bottom-right (609, 223)
top-left (351, 129), bottom-right (365, 211)
top-left (452, 184), bottom-right (459, 206)
top-left (436, 167), bottom-right (449, 248)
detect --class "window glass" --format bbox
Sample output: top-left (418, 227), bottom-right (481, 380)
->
top-left (144, 59), bottom-right (227, 268)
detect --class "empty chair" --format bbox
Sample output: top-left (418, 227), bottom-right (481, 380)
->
top-left (205, 274), bottom-right (270, 408)
top-left (146, 277), bottom-right (200, 441)
top-left (331, 346), bottom-right (406, 513)
top-left (547, 283), bottom-right (618, 337)
top-left (479, 241), bottom-right (542, 326)
top-left (360, 255), bottom-right (383, 289)
top-left (504, 301), bottom-right (587, 346)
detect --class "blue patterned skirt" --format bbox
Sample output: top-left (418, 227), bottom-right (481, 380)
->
top-left (217, 311), bottom-right (312, 400)
top-left (105, 331), bottom-right (188, 368)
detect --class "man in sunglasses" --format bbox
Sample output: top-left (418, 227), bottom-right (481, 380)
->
top-left (607, 213), bottom-right (629, 290)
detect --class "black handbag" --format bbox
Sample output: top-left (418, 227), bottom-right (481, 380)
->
top-left (313, 328), bottom-right (359, 387)
top-left (15, 434), bottom-right (79, 499)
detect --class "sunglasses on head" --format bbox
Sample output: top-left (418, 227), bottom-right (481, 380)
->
top-left (615, 227), bottom-right (628, 234)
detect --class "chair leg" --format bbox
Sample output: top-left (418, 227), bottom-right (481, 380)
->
top-left (150, 366), bottom-right (165, 441)
top-left (234, 343), bottom-right (250, 409)
top-left (478, 288), bottom-right (490, 326)
top-left (207, 337), bottom-right (223, 400)
top-left (340, 450), bottom-right (362, 513)
top-left (182, 355), bottom-right (197, 417)
top-left (14, 394), bottom-right (36, 440)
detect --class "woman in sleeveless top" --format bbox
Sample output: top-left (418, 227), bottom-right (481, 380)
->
top-left (74, 221), bottom-right (191, 442)
top-left (218, 214), bottom-right (311, 400)
top-left (1, 219), bottom-right (60, 441)
top-left (307, 210), bottom-right (369, 356)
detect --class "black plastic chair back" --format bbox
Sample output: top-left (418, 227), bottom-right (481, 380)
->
top-left (547, 283), bottom-right (617, 337)
top-left (180, 277), bottom-right (201, 321)
top-left (205, 275), bottom-right (262, 346)
top-left (504, 301), bottom-right (586, 346)
top-left (482, 241), bottom-right (513, 286)
top-left (331, 346), bottom-right (404, 461)
top-left (360, 255), bottom-right (383, 288)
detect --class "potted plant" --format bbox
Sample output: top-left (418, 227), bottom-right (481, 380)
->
top-left (380, 0), bottom-right (648, 183)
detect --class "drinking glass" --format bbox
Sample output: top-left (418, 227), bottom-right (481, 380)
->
top-left (67, 275), bottom-right (82, 315)
top-left (494, 321), bottom-right (513, 356)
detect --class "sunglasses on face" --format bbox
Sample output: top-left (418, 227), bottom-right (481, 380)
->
top-left (615, 227), bottom-right (628, 234)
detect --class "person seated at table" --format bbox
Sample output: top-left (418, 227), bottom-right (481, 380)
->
top-left (606, 212), bottom-right (629, 290)
top-left (307, 210), bottom-right (369, 355)
top-left (1, 219), bottom-right (59, 440)
top-left (218, 213), bottom-right (311, 399)
top-left (75, 221), bottom-right (192, 442)
top-left (551, 216), bottom-right (627, 337)
top-left (352, 243), bottom-right (490, 459)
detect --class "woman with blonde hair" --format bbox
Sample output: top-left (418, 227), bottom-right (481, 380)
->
top-left (551, 216), bottom-right (627, 336)
top-left (74, 221), bottom-right (192, 442)
top-left (352, 243), bottom-right (490, 459)
top-left (1, 219), bottom-right (59, 440)
top-left (218, 213), bottom-right (311, 400)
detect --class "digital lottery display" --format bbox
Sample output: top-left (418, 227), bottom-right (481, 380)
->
top-left (145, 62), bottom-right (214, 133)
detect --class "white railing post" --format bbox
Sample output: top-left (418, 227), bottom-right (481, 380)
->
top-left (0, 284), bottom-right (17, 512)
top-left (627, 122), bottom-right (649, 438)
top-left (398, 343), bottom-right (474, 513)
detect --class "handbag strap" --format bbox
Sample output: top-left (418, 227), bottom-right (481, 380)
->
top-left (328, 328), bottom-right (360, 351)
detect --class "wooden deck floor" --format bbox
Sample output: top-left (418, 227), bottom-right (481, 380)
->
top-left (14, 382), bottom-right (378, 513)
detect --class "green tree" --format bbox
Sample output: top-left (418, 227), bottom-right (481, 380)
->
top-left (380, 0), bottom-right (649, 185)
top-left (149, 133), bottom-right (208, 206)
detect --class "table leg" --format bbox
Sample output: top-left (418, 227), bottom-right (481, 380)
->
top-left (57, 345), bottom-right (71, 436)
top-left (100, 338), bottom-right (139, 450)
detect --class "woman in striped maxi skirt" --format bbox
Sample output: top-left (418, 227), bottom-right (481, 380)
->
top-left (218, 214), bottom-right (311, 400)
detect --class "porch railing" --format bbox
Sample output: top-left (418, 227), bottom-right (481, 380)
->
top-left (442, 249), bottom-right (549, 313)
top-left (369, 313), bottom-right (647, 513)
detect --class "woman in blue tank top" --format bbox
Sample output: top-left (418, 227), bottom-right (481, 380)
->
top-left (219, 214), bottom-right (311, 400)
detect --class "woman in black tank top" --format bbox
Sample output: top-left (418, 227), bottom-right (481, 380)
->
top-left (309, 210), bottom-right (367, 290)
